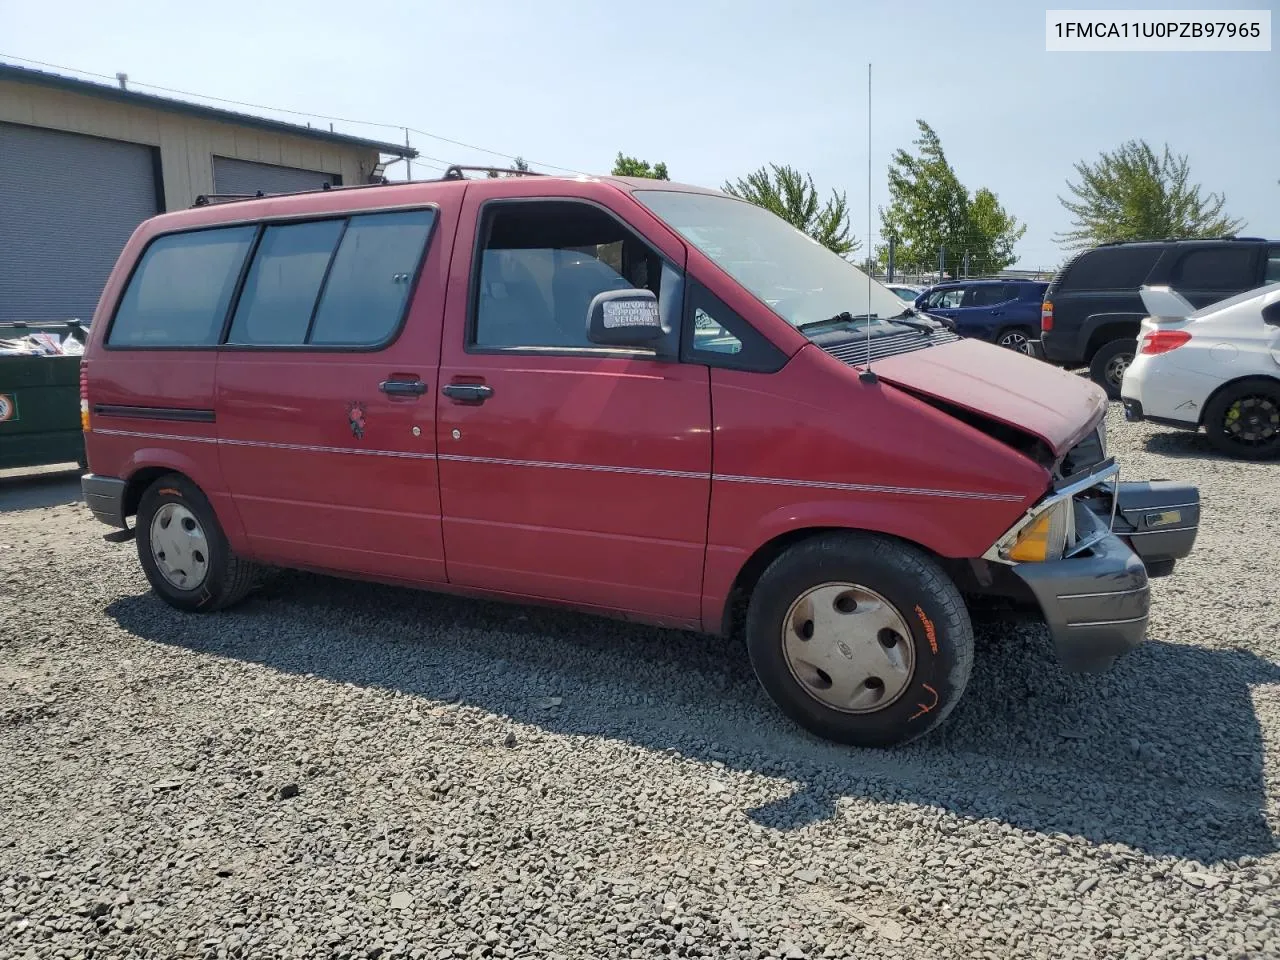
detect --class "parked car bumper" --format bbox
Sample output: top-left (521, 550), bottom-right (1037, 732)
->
top-left (1120, 353), bottom-right (1209, 429)
top-left (82, 474), bottom-right (127, 529)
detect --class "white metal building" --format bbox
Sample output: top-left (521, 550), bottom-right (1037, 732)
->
top-left (0, 62), bottom-right (416, 323)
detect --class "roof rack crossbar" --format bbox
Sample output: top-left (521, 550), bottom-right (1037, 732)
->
top-left (442, 164), bottom-right (547, 180)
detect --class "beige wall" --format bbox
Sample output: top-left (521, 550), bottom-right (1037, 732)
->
top-left (0, 78), bottom-right (380, 210)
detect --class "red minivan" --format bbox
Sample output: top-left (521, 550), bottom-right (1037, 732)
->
top-left (79, 168), bottom-right (1200, 747)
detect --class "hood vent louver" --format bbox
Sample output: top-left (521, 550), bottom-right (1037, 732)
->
top-left (818, 328), bottom-right (960, 368)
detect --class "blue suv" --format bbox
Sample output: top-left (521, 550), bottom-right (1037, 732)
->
top-left (915, 279), bottom-right (1048, 354)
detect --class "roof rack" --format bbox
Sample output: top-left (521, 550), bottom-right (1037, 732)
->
top-left (441, 164), bottom-right (547, 180)
top-left (188, 164), bottom-right (554, 208)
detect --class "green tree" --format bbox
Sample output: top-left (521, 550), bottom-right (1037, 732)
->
top-left (880, 120), bottom-right (1025, 275)
top-left (486, 156), bottom-right (531, 178)
top-left (1057, 140), bottom-right (1243, 249)
top-left (612, 153), bottom-right (670, 180)
top-left (723, 163), bottom-right (859, 257)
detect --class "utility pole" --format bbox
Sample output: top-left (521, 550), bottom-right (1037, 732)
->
top-left (963, 250), bottom-right (970, 278)
top-left (404, 128), bottom-right (412, 181)
top-left (938, 244), bottom-right (946, 279)
top-left (887, 235), bottom-right (896, 283)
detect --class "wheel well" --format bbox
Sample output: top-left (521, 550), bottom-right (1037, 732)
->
top-left (122, 467), bottom-right (177, 520)
top-left (1199, 374), bottom-right (1280, 426)
top-left (1084, 322), bottom-right (1139, 363)
top-left (719, 527), bottom-right (951, 637)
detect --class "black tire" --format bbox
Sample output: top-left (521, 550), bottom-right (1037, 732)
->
top-left (744, 532), bottom-right (974, 748)
top-left (135, 473), bottom-right (258, 612)
top-left (1202, 378), bottom-right (1280, 460)
top-left (1088, 338), bottom-right (1136, 400)
top-left (995, 326), bottom-right (1034, 354)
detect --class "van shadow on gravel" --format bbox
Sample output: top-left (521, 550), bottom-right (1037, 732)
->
top-left (107, 571), bottom-right (1280, 866)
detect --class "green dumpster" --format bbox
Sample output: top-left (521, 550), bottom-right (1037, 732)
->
top-left (0, 321), bottom-right (88, 472)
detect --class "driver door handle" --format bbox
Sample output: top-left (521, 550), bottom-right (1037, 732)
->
top-left (442, 383), bottom-right (494, 403)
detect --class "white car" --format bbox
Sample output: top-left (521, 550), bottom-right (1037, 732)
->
top-left (884, 283), bottom-right (924, 303)
top-left (1121, 283), bottom-right (1280, 459)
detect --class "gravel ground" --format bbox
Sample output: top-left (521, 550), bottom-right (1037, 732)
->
top-left (1, 406), bottom-right (1278, 960)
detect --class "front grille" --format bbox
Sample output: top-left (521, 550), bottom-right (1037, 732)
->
top-left (819, 328), bottom-right (960, 367)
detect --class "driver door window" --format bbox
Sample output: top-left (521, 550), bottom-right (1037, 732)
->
top-left (471, 201), bottom-right (673, 351)
top-left (927, 287), bottom-right (965, 309)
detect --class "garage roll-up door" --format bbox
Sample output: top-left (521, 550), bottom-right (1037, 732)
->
top-left (212, 157), bottom-right (341, 197)
top-left (0, 122), bottom-right (160, 323)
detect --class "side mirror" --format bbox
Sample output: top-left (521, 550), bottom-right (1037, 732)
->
top-left (1263, 301), bottom-right (1280, 327)
top-left (586, 289), bottom-right (666, 347)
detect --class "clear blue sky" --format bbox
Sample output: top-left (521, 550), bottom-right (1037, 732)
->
top-left (5, 0), bottom-right (1277, 268)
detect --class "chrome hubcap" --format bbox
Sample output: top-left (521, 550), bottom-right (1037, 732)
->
top-left (1105, 353), bottom-right (1131, 387)
top-left (781, 583), bottom-right (916, 714)
top-left (150, 503), bottom-right (210, 590)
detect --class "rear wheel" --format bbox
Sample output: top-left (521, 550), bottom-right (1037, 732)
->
top-left (1203, 378), bottom-right (1280, 460)
top-left (744, 533), bottom-right (974, 747)
top-left (1089, 338), bottom-right (1137, 400)
top-left (995, 327), bottom-right (1034, 354)
top-left (135, 473), bottom-right (258, 612)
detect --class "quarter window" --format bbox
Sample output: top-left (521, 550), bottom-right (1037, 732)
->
top-left (107, 226), bottom-right (255, 347)
top-left (1268, 247), bottom-right (1280, 284)
top-left (472, 201), bottom-right (673, 351)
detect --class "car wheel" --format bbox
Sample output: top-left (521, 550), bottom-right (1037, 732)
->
top-left (744, 532), bottom-right (974, 747)
top-left (1203, 378), bottom-right (1280, 460)
top-left (996, 327), bottom-right (1034, 355)
top-left (135, 473), bottom-right (258, 612)
top-left (1088, 338), bottom-right (1137, 400)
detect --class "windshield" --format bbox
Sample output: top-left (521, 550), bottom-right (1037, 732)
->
top-left (634, 189), bottom-right (910, 330)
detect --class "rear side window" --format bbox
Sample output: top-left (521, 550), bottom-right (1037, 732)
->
top-left (228, 220), bottom-right (345, 345)
top-left (108, 227), bottom-right (255, 347)
top-left (1267, 247), bottom-right (1280, 284)
top-left (1173, 248), bottom-right (1257, 291)
top-left (310, 210), bottom-right (434, 345)
top-left (968, 284), bottom-right (1016, 307)
top-left (1058, 247), bottom-right (1160, 291)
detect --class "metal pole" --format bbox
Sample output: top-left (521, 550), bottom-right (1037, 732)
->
top-left (939, 244), bottom-right (946, 278)
top-left (404, 128), bottom-right (412, 181)
top-left (887, 235), bottom-right (896, 283)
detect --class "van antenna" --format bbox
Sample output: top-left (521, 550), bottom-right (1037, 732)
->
top-left (860, 62), bottom-right (877, 384)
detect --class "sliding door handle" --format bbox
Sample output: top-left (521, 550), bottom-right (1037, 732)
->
top-left (380, 378), bottom-right (428, 397)
top-left (442, 383), bottom-right (494, 403)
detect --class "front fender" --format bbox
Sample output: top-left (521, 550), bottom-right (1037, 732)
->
top-left (699, 491), bottom-right (1030, 634)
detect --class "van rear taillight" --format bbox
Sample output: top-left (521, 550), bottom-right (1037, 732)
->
top-left (1139, 330), bottom-right (1192, 355)
top-left (79, 362), bottom-right (89, 431)
top-left (1040, 301), bottom-right (1053, 332)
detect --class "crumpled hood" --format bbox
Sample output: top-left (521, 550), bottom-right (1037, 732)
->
top-left (871, 338), bottom-right (1107, 456)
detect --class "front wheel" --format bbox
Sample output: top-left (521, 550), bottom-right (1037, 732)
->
top-left (744, 533), bottom-right (974, 747)
top-left (1088, 338), bottom-right (1137, 400)
top-left (1203, 378), bottom-right (1280, 460)
top-left (136, 473), bottom-right (258, 612)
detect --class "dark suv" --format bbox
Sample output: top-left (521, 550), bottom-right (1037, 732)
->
top-left (915, 279), bottom-right (1049, 353)
top-left (1040, 238), bottom-right (1280, 398)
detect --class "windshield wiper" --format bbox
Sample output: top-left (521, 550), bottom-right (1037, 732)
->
top-left (798, 311), bottom-right (878, 333)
